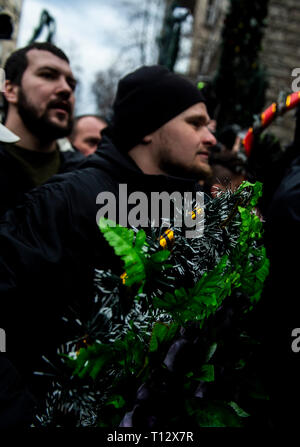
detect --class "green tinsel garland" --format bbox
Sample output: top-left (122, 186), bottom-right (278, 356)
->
top-left (35, 181), bottom-right (270, 428)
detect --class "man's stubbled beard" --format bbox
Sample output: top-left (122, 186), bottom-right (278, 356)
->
top-left (158, 149), bottom-right (213, 181)
top-left (17, 87), bottom-right (74, 142)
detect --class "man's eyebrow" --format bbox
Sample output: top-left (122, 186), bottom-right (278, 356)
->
top-left (36, 66), bottom-right (77, 83)
top-left (185, 114), bottom-right (209, 125)
top-left (36, 66), bottom-right (60, 73)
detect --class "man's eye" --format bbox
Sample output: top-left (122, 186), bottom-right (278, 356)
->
top-left (40, 72), bottom-right (55, 79)
top-left (68, 81), bottom-right (76, 91)
top-left (87, 139), bottom-right (100, 147)
top-left (190, 120), bottom-right (201, 128)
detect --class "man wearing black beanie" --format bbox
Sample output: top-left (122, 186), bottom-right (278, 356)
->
top-left (104, 65), bottom-right (216, 179)
top-left (0, 65), bottom-right (216, 426)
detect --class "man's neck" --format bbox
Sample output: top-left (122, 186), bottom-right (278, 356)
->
top-left (128, 145), bottom-right (166, 175)
top-left (5, 115), bottom-right (56, 153)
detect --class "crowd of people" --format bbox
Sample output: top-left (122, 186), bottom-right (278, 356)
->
top-left (0, 41), bottom-right (299, 428)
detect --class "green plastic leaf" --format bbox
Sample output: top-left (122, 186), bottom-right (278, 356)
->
top-left (73, 342), bottom-right (114, 379)
top-left (106, 395), bottom-right (125, 409)
top-left (236, 180), bottom-right (263, 208)
top-left (99, 218), bottom-right (147, 286)
top-left (149, 322), bottom-right (179, 353)
top-left (135, 230), bottom-right (147, 250)
top-left (150, 250), bottom-right (170, 263)
top-left (198, 364), bottom-right (215, 382)
top-left (206, 343), bottom-right (218, 362)
top-left (185, 400), bottom-right (245, 427)
top-left (228, 401), bottom-right (250, 418)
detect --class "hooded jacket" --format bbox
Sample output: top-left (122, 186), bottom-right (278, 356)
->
top-left (0, 136), bottom-right (202, 425)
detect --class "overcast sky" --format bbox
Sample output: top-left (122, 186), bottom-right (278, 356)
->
top-left (18, 0), bottom-right (166, 114)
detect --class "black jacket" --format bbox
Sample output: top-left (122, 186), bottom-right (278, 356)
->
top-left (0, 142), bottom-right (86, 216)
top-left (0, 356), bottom-right (36, 428)
top-left (263, 154), bottom-right (300, 426)
top-left (0, 136), bottom-right (201, 426)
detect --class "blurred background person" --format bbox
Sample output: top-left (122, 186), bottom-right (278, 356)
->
top-left (68, 114), bottom-right (107, 156)
top-left (208, 150), bottom-right (248, 196)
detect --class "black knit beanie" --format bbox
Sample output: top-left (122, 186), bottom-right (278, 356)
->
top-left (105, 65), bottom-right (206, 151)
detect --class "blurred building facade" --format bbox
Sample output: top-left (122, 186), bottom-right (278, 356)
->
top-left (0, 0), bottom-right (23, 121)
top-left (260, 0), bottom-right (300, 143)
top-left (0, 0), bottom-right (23, 67)
top-left (177, 0), bottom-right (300, 143)
top-left (186, 0), bottom-right (228, 81)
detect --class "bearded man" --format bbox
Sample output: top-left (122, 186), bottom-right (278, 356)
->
top-left (0, 42), bottom-right (85, 215)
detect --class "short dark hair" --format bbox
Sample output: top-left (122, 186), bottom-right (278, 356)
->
top-left (3, 42), bottom-right (69, 117)
top-left (4, 42), bottom-right (69, 85)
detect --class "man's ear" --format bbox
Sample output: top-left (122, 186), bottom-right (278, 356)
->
top-left (3, 80), bottom-right (19, 105)
top-left (142, 134), bottom-right (152, 145)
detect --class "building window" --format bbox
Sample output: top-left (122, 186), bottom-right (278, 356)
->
top-left (205, 0), bottom-right (221, 27)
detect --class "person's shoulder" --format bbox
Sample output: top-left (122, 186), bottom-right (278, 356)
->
top-left (275, 160), bottom-right (300, 199)
top-left (59, 148), bottom-right (86, 171)
top-left (47, 161), bottom-right (112, 187)
top-left (0, 166), bottom-right (108, 229)
top-left (267, 160), bottom-right (300, 221)
top-left (28, 164), bottom-right (116, 215)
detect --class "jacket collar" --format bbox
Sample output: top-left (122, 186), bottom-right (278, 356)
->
top-left (94, 136), bottom-right (202, 193)
top-left (0, 123), bottom-right (19, 143)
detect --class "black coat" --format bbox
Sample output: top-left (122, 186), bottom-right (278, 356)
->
top-left (0, 142), bottom-right (86, 216)
top-left (263, 153), bottom-right (300, 426)
top-left (0, 355), bottom-right (36, 428)
top-left (0, 136), bottom-right (201, 426)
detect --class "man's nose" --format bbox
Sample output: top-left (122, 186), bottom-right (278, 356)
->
top-left (203, 126), bottom-right (217, 147)
top-left (56, 76), bottom-right (73, 97)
